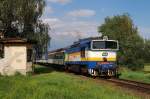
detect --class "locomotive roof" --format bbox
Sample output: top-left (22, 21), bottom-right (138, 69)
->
top-left (79, 36), bottom-right (103, 41)
top-left (48, 36), bottom-right (117, 54)
top-left (48, 47), bottom-right (67, 55)
top-left (71, 37), bottom-right (103, 47)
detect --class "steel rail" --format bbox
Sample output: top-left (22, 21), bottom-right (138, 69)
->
top-left (106, 78), bottom-right (150, 94)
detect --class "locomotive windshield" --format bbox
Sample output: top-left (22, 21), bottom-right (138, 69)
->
top-left (92, 41), bottom-right (118, 50)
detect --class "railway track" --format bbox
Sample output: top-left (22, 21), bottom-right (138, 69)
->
top-left (106, 78), bottom-right (150, 94)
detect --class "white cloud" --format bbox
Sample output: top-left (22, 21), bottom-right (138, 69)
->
top-left (47, 0), bottom-right (71, 4)
top-left (68, 9), bottom-right (96, 17)
top-left (42, 18), bottom-right (62, 28)
top-left (42, 17), bottom-right (100, 50)
top-left (43, 18), bottom-right (150, 50)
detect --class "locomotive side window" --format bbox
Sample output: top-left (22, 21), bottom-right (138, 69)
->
top-left (81, 47), bottom-right (85, 58)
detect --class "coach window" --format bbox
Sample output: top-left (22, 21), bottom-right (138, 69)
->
top-left (81, 47), bottom-right (85, 58)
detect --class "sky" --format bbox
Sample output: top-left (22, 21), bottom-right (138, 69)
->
top-left (41, 0), bottom-right (150, 50)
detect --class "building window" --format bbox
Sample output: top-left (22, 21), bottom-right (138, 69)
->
top-left (27, 49), bottom-right (32, 62)
top-left (0, 44), bottom-right (4, 58)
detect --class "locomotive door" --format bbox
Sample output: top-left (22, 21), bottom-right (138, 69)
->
top-left (81, 47), bottom-right (85, 58)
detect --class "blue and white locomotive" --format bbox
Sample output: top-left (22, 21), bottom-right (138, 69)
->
top-left (64, 36), bottom-right (119, 77)
top-left (47, 36), bottom-right (119, 77)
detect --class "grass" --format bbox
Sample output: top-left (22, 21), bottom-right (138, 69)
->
top-left (120, 67), bottom-right (150, 84)
top-left (144, 63), bottom-right (150, 72)
top-left (0, 65), bottom-right (142, 99)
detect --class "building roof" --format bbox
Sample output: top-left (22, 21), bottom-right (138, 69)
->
top-left (0, 38), bottom-right (30, 44)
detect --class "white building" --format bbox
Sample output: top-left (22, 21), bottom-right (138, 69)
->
top-left (0, 38), bottom-right (33, 75)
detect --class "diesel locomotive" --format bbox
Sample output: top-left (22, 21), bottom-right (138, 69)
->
top-left (47, 36), bottom-right (120, 77)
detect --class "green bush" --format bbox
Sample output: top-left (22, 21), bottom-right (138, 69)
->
top-left (120, 67), bottom-right (150, 83)
top-left (14, 71), bottom-right (23, 76)
top-left (127, 59), bottom-right (144, 71)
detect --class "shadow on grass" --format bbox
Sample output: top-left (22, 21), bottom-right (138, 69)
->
top-left (33, 63), bottom-right (89, 77)
top-left (34, 63), bottom-right (64, 75)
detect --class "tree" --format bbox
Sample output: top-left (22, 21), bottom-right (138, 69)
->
top-left (98, 14), bottom-right (144, 70)
top-left (0, 0), bottom-right (50, 58)
top-left (143, 39), bottom-right (150, 63)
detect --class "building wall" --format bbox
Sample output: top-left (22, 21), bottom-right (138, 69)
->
top-left (0, 44), bottom-right (32, 75)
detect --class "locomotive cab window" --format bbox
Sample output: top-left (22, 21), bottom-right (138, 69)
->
top-left (92, 41), bottom-right (118, 50)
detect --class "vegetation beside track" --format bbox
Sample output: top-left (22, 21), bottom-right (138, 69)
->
top-left (144, 63), bottom-right (150, 72)
top-left (120, 67), bottom-right (150, 84)
top-left (0, 65), bottom-right (141, 99)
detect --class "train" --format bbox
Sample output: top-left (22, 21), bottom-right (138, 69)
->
top-left (40, 36), bottom-right (120, 77)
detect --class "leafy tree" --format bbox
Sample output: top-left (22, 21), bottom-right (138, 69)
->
top-left (143, 39), bottom-right (150, 63)
top-left (0, 0), bottom-right (50, 58)
top-left (98, 14), bottom-right (144, 70)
